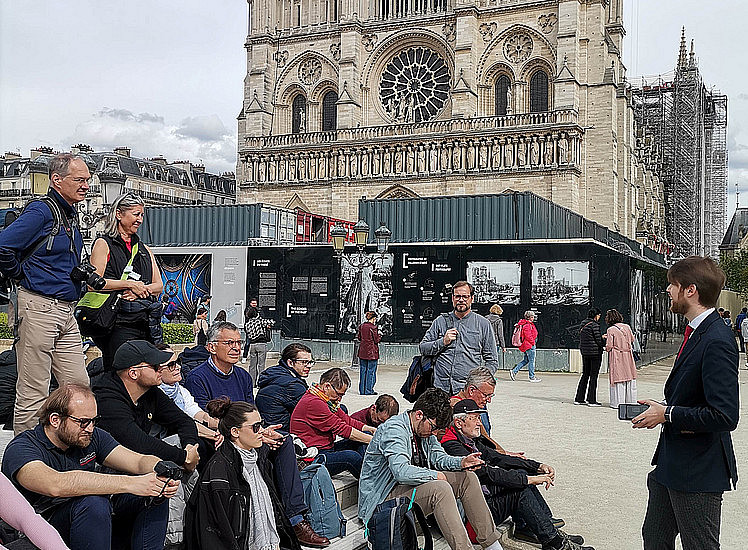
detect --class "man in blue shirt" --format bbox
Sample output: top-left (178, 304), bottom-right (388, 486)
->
top-left (0, 153), bottom-right (90, 435)
top-left (184, 321), bottom-right (330, 548)
top-left (1, 383), bottom-right (180, 550)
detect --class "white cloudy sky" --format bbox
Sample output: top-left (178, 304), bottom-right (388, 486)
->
top-left (1, 1), bottom-right (746, 216)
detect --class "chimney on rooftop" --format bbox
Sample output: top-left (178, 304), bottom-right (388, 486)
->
top-left (113, 147), bottom-right (131, 157)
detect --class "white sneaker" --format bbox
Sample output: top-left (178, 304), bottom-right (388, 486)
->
top-left (509, 370), bottom-right (516, 381)
top-left (573, 401), bottom-right (586, 405)
top-left (529, 377), bottom-right (542, 383)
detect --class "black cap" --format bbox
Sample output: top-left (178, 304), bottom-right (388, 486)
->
top-left (453, 399), bottom-right (488, 416)
top-left (112, 340), bottom-right (173, 372)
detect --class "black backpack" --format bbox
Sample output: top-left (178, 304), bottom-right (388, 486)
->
top-left (366, 493), bottom-right (433, 550)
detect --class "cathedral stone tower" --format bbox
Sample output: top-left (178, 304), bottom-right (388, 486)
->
top-left (237, 0), bottom-right (666, 246)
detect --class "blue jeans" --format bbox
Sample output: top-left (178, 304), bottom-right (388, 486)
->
top-left (512, 346), bottom-right (537, 379)
top-left (47, 494), bottom-right (168, 550)
top-left (318, 439), bottom-right (367, 478)
top-left (359, 358), bottom-right (378, 394)
top-left (269, 436), bottom-right (307, 526)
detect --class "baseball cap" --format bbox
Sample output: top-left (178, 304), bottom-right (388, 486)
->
top-left (453, 399), bottom-right (488, 416)
top-left (112, 340), bottom-right (173, 372)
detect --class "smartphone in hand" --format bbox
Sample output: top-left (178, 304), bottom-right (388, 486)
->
top-left (618, 403), bottom-right (649, 421)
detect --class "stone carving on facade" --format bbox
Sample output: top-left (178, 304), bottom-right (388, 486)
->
top-left (430, 145), bottom-right (439, 172)
top-left (492, 140), bottom-right (502, 169)
top-left (309, 154), bottom-right (317, 179)
top-left (329, 43), bottom-right (341, 62)
top-left (297, 105), bottom-right (306, 132)
top-left (278, 160), bottom-right (286, 181)
top-left (268, 158), bottom-right (276, 181)
top-left (380, 47), bottom-right (450, 123)
top-left (362, 33), bottom-right (378, 52)
top-left (479, 22), bottom-right (497, 42)
top-left (442, 23), bottom-right (456, 43)
top-left (337, 152), bottom-right (346, 177)
top-left (452, 142), bottom-right (462, 171)
top-left (517, 139), bottom-right (527, 167)
top-left (274, 50), bottom-right (289, 67)
top-left (506, 85), bottom-right (513, 114)
top-left (298, 57), bottom-right (323, 85)
top-left (440, 146), bottom-right (449, 171)
top-left (384, 149), bottom-right (392, 174)
top-left (466, 142), bottom-right (476, 170)
top-left (544, 138), bottom-right (554, 165)
top-left (417, 146), bottom-right (426, 173)
top-left (318, 155), bottom-right (326, 179)
top-left (538, 13), bottom-right (558, 34)
top-left (299, 155), bottom-right (307, 180)
top-left (361, 149), bottom-right (369, 176)
top-left (530, 139), bottom-right (540, 166)
top-left (479, 142), bottom-right (488, 169)
top-left (349, 153), bottom-right (358, 177)
top-left (406, 146), bottom-right (415, 173)
top-left (394, 149), bottom-right (403, 173)
top-left (372, 149), bottom-right (381, 175)
top-left (503, 33), bottom-right (533, 63)
top-left (558, 135), bottom-right (568, 164)
top-left (504, 140), bottom-right (514, 168)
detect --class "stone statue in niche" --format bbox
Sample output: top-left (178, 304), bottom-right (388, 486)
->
top-left (558, 136), bottom-right (569, 164)
top-left (492, 141), bottom-right (502, 169)
top-left (430, 145), bottom-right (439, 172)
top-left (417, 146), bottom-right (426, 173)
top-left (479, 142), bottom-right (488, 169)
top-left (545, 141), bottom-right (555, 165)
top-left (452, 143), bottom-right (462, 170)
top-left (530, 140), bottom-right (540, 166)
top-left (361, 150), bottom-right (369, 176)
top-left (504, 141), bottom-right (514, 168)
top-left (350, 154), bottom-right (358, 177)
top-left (289, 159), bottom-right (297, 181)
top-left (268, 160), bottom-right (276, 181)
top-left (299, 156), bottom-right (307, 180)
top-left (278, 160), bottom-right (286, 181)
top-left (466, 143), bottom-right (476, 170)
top-left (440, 145), bottom-right (450, 171)
top-left (309, 156), bottom-right (317, 179)
top-left (406, 147), bottom-right (415, 173)
top-left (517, 141), bottom-right (527, 166)
top-left (372, 150), bottom-right (381, 175)
top-left (384, 149), bottom-right (392, 173)
top-left (394, 150), bottom-right (403, 173)
top-left (318, 156), bottom-right (326, 179)
top-left (506, 86), bottom-right (513, 114)
top-left (298, 107), bottom-right (306, 132)
top-left (258, 161), bottom-right (266, 182)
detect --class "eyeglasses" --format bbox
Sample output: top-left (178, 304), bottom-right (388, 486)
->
top-left (291, 358), bottom-right (316, 368)
top-left (63, 176), bottom-right (92, 185)
top-left (213, 339), bottom-right (244, 349)
top-left (241, 421), bottom-right (263, 433)
top-left (424, 417), bottom-right (438, 433)
top-left (162, 361), bottom-right (180, 372)
top-left (64, 414), bottom-right (100, 430)
top-left (328, 384), bottom-right (346, 399)
top-left (453, 294), bottom-right (472, 301)
top-left (132, 364), bottom-right (164, 372)
top-left (471, 385), bottom-right (494, 400)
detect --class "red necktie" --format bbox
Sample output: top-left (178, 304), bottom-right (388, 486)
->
top-left (677, 325), bottom-right (693, 358)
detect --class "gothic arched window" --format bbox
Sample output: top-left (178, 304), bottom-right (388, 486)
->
top-left (322, 91), bottom-right (338, 131)
top-left (530, 70), bottom-right (549, 113)
top-left (495, 75), bottom-right (511, 116)
top-left (292, 95), bottom-right (307, 134)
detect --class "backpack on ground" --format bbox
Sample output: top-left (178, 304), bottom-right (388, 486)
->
top-left (298, 456), bottom-right (346, 539)
top-left (511, 322), bottom-right (523, 347)
top-left (366, 490), bottom-right (433, 550)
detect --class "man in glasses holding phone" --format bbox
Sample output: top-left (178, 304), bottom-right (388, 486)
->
top-left (1, 383), bottom-right (180, 550)
top-left (93, 340), bottom-right (201, 473)
top-left (420, 281), bottom-right (499, 395)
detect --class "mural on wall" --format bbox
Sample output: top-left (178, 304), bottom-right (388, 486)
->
top-left (157, 254), bottom-right (211, 321)
top-left (531, 262), bottom-right (589, 306)
top-left (339, 254), bottom-right (394, 337)
top-left (467, 261), bottom-right (521, 305)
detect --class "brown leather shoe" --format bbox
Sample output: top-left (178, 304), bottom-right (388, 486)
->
top-left (293, 520), bottom-right (330, 548)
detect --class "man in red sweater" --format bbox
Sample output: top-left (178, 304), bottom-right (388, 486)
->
top-left (290, 368), bottom-right (376, 478)
top-left (350, 394), bottom-right (399, 427)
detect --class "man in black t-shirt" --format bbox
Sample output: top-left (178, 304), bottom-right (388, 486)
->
top-left (1, 383), bottom-right (180, 550)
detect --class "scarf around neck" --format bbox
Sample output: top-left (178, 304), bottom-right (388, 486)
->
top-left (308, 383), bottom-right (339, 412)
top-left (159, 383), bottom-right (185, 411)
top-left (234, 444), bottom-right (279, 550)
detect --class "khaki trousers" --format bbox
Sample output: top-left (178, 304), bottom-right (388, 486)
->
top-left (14, 288), bottom-right (89, 434)
top-left (388, 470), bottom-right (500, 550)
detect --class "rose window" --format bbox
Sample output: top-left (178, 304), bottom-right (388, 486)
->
top-left (379, 47), bottom-right (451, 123)
top-left (503, 33), bottom-right (533, 63)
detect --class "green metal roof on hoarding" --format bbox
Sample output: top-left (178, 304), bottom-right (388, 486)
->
top-left (359, 191), bottom-right (666, 266)
top-left (140, 203), bottom-right (278, 247)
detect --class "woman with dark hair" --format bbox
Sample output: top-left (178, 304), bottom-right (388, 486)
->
top-left (604, 309), bottom-right (637, 409)
top-left (89, 193), bottom-right (163, 370)
top-left (184, 397), bottom-right (300, 550)
top-left (356, 311), bottom-right (381, 395)
top-left (574, 308), bottom-right (605, 406)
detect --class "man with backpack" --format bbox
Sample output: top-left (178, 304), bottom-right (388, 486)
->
top-left (359, 388), bottom-right (504, 550)
top-left (0, 153), bottom-right (90, 435)
top-left (419, 281), bottom-right (499, 395)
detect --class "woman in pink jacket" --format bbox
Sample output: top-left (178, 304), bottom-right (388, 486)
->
top-left (604, 309), bottom-right (637, 408)
top-left (510, 310), bottom-right (541, 382)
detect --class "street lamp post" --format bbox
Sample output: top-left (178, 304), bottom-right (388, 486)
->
top-left (331, 220), bottom-right (392, 369)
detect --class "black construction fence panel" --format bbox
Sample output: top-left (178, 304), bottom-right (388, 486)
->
top-left (246, 247), bottom-right (340, 340)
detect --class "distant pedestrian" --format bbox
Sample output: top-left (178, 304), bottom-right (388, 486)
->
top-left (485, 304), bottom-right (506, 353)
top-left (722, 310), bottom-right (732, 329)
top-left (213, 309), bottom-right (227, 323)
top-left (575, 308), bottom-right (605, 406)
top-left (193, 307), bottom-right (208, 346)
top-left (242, 306), bottom-right (274, 384)
top-left (742, 317), bottom-right (748, 367)
top-left (734, 307), bottom-right (747, 353)
top-left (198, 295), bottom-right (211, 322)
top-left (604, 309), bottom-right (637, 409)
top-left (510, 311), bottom-right (540, 382)
top-left (357, 311), bottom-right (381, 395)
top-left (161, 294), bottom-right (178, 324)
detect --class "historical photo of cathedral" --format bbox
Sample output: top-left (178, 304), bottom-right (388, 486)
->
top-left (467, 261), bottom-right (521, 305)
top-left (339, 254), bottom-right (394, 336)
top-left (531, 262), bottom-right (589, 306)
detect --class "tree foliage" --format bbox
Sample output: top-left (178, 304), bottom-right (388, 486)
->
top-left (719, 250), bottom-right (748, 299)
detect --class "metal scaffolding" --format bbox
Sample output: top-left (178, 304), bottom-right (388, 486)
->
top-left (631, 30), bottom-right (728, 259)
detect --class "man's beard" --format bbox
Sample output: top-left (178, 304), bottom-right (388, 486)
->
top-left (669, 291), bottom-right (687, 315)
top-left (455, 303), bottom-right (470, 313)
top-left (58, 424), bottom-right (91, 448)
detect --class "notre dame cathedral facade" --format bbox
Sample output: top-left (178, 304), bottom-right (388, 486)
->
top-left (236, 0), bottom-right (667, 248)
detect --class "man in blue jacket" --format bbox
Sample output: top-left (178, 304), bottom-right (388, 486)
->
top-left (0, 153), bottom-right (90, 435)
top-left (255, 343), bottom-right (313, 432)
top-left (634, 256), bottom-right (739, 550)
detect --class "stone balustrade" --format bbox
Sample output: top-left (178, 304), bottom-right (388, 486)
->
top-left (240, 112), bottom-right (582, 187)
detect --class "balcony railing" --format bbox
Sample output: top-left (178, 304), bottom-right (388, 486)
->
top-left (241, 110), bottom-right (579, 151)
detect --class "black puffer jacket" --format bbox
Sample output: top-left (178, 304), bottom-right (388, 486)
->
top-left (579, 317), bottom-right (603, 356)
top-left (184, 442), bottom-right (300, 550)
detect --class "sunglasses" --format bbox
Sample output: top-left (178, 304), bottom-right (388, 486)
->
top-left (63, 414), bottom-right (100, 430)
top-left (161, 361), bottom-right (180, 372)
top-left (242, 421), bottom-right (263, 433)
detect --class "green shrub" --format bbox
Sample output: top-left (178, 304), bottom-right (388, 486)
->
top-left (162, 323), bottom-right (194, 344)
top-left (0, 312), bottom-right (12, 339)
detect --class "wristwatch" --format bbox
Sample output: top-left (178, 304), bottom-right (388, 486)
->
top-left (665, 406), bottom-right (673, 423)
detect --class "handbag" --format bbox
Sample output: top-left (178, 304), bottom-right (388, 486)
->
top-left (74, 243), bottom-right (138, 337)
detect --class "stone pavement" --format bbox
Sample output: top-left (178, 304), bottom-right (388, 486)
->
top-left (1, 356), bottom-right (745, 550)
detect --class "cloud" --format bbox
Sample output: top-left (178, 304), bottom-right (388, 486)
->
top-left (737, 93), bottom-right (748, 101)
top-left (66, 108), bottom-right (236, 173)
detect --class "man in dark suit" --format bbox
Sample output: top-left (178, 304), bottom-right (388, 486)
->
top-left (633, 256), bottom-right (739, 550)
